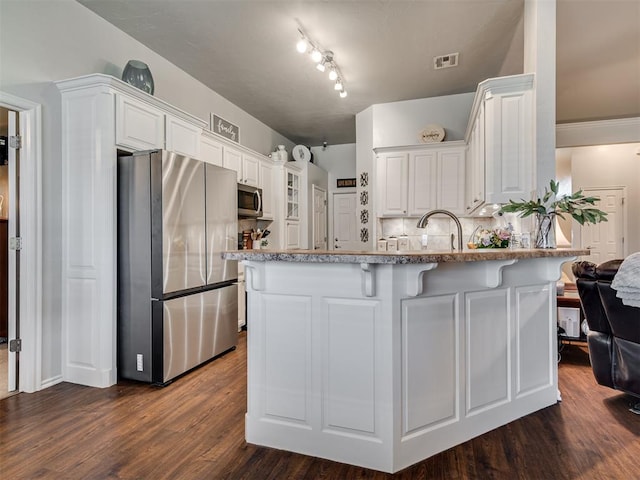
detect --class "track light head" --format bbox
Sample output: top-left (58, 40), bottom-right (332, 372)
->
top-left (296, 37), bottom-right (308, 54)
top-left (311, 49), bottom-right (322, 63)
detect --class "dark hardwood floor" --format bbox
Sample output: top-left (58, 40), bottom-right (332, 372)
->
top-left (1, 334), bottom-right (639, 479)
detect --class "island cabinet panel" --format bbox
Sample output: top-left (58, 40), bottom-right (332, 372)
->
top-left (262, 294), bottom-right (312, 423)
top-left (515, 285), bottom-right (553, 395)
top-left (230, 252), bottom-right (581, 474)
top-left (324, 299), bottom-right (378, 434)
top-left (401, 295), bottom-right (457, 436)
top-left (465, 289), bottom-right (510, 414)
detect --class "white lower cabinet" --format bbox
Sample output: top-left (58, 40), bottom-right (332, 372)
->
top-left (285, 220), bottom-right (301, 249)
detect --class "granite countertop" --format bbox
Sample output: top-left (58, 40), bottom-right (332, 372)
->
top-left (222, 248), bottom-right (589, 265)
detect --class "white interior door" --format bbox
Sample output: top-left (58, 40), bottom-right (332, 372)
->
top-left (7, 110), bottom-right (18, 393)
top-left (579, 187), bottom-right (625, 263)
top-left (312, 185), bottom-right (327, 250)
top-left (333, 192), bottom-right (359, 250)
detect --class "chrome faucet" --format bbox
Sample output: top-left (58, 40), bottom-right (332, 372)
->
top-left (416, 209), bottom-right (464, 251)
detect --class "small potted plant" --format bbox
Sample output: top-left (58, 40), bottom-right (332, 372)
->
top-left (468, 225), bottom-right (513, 249)
top-left (499, 180), bottom-right (608, 248)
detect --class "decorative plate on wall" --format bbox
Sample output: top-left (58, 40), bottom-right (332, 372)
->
top-left (419, 124), bottom-right (445, 143)
top-left (292, 145), bottom-right (313, 162)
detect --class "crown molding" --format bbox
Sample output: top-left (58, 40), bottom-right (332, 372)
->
top-left (556, 117), bottom-right (640, 147)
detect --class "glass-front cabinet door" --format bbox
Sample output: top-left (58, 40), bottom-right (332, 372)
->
top-left (286, 171), bottom-right (300, 220)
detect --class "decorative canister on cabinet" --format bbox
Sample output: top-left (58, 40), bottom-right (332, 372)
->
top-left (122, 60), bottom-right (155, 95)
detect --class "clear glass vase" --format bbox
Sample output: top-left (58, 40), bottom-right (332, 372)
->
top-left (534, 213), bottom-right (556, 249)
top-left (122, 60), bottom-right (154, 95)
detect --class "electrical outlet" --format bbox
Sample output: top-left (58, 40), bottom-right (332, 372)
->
top-left (136, 354), bottom-right (143, 371)
top-left (421, 234), bottom-right (429, 247)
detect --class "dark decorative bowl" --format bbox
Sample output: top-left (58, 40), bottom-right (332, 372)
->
top-left (121, 60), bottom-right (154, 95)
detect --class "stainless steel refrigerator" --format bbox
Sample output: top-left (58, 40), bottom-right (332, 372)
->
top-left (117, 149), bottom-right (238, 384)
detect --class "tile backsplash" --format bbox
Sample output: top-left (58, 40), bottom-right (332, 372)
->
top-left (377, 216), bottom-right (506, 251)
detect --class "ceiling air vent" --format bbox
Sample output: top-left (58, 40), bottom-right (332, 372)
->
top-left (433, 52), bottom-right (459, 70)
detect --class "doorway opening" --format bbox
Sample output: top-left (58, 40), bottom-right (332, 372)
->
top-left (0, 106), bottom-right (18, 399)
top-left (332, 192), bottom-right (359, 251)
top-left (0, 91), bottom-right (42, 395)
top-left (577, 186), bottom-right (626, 263)
top-left (312, 185), bottom-right (327, 250)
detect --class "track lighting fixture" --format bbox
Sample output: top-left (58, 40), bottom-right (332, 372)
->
top-left (296, 28), bottom-right (348, 99)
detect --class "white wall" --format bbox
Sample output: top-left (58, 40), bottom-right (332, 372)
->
top-left (356, 107), bottom-right (375, 250)
top-left (306, 163), bottom-right (329, 249)
top-left (310, 144), bottom-right (356, 194)
top-left (564, 143), bottom-right (640, 255)
top-left (356, 92), bottom-right (475, 249)
top-left (0, 0), bottom-right (294, 386)
top-left (371, 92), bottom-right (475, 147)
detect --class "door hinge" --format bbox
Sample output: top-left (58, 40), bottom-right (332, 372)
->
top-left (9, 237), bottom-right (22, 251)
top-left (9, 135), bottom-right (22, 149)
top-left (9, 338), bottom-right (22, 353)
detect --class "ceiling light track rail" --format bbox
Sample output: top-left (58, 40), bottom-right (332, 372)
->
top-left (296, 27), bottom-right (347, 98)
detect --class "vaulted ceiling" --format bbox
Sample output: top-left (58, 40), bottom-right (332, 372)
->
top-left (78, 0), bottom-right (640, 146)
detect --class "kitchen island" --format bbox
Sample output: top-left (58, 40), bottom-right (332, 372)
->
top-left (222, 248), bottom-right (587, 473)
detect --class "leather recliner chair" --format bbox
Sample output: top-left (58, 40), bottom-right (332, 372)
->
top-left (572, 259), bottom-right (640, 399)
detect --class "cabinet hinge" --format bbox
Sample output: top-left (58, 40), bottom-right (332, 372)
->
top-left (9, 135), bottom-right (22, 149)
top-left (9, 237), bottom-right (22, 251)
top-left (9, 338), bottom-right (22, 353)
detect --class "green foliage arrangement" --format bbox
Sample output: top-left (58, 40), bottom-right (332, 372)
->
top-left (500, 180), bottom-right (608, 225)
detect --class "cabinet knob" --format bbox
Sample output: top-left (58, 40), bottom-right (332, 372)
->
top-left (335, 245), bottom-right (340, 249)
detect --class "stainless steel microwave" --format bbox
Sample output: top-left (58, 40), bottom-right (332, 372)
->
top-left (237, 183), bottom-right (263, 218)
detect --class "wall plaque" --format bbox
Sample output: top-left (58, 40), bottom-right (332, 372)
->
top-left (337, 178), bottom-right (357, 188)
top-left (211, 114), bottom-right (239, 142)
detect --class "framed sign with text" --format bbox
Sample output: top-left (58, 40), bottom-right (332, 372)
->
top-left (210, 114), bottom-right (239, 143)
top-left (337, 178), bottom-right (357, 188)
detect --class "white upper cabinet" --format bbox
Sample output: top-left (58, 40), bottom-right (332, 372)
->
top-left (377, 152), bottom-right (409, 216)
top-left (241, 154), bottom-right (260, 187)
top-left (377, 144), bottom-right (465, 217)
top-left (224, 148), bottom-right (260, 187)
top-left (464, 74), bottom-right (534, 213)
top-left (484, 88), bottom-right (533, 204)
top-left (223, 146), bottom-right (243, 182)
top-left (465, 103), bottom-right (485, 214)
top-left (437, 148), bottom-right (465, 214)
top-left (408, 151), bottom-right (437, 215)
top-left (165, 115), bottom-right (201, 158)
top-left (115, 94), bottom-right (164, 151)
top-left (199, 133), bottom-right (224, 166)
top-left (259, 160), bottom-right (274, 219)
